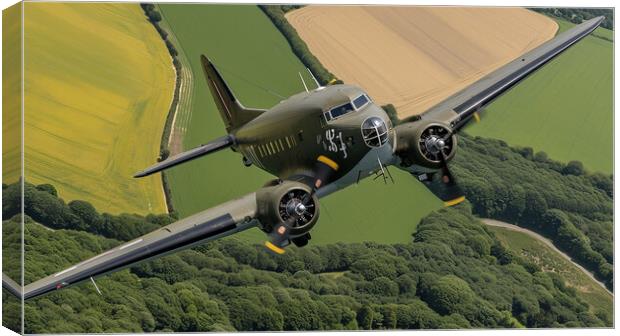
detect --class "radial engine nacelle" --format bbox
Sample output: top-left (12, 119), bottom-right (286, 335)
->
top-left (256, 180), bottom-right (320, 252)
top-left (393, 120), bottom-right (458, 173)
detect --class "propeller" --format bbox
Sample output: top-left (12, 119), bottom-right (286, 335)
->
top-left (264, 155), bottom-right (338, 254)
top-left (413, 120), bottom-right (472, 207)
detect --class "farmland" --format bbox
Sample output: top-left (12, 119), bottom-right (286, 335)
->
top-left (489, 226), bottom-right (613, 317)
top-left (22, 3), bottom-right (174, 214)
top-left (467, 18), bottom-right (613, 174)
top-left (158, 4), bottom-right (442, 244)
top-left (286, 6), bottom-right (557, 118)
top-left (2, 4), bottom-right (21, 184)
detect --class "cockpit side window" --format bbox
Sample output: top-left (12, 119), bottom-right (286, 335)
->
top-left (353, 95), bottom-right (369, 109)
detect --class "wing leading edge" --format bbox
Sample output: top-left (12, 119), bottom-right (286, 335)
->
top-left (5, 193), bottom-right (258, 300)
top-left (421, 16), bottom-right (604, 128)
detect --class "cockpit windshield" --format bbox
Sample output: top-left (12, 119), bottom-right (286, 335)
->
top-left (330, 102), bottom-right (354, 119)
top-left (324, 94), bottom-right (371, 122)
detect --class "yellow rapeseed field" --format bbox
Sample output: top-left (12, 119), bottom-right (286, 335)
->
top-left (2, 4), bottom-right (22, 184)
top-left (21, 3), bottom-right (174, 214)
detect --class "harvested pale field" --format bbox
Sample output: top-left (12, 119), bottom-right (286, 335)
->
top-left (287, 6), bottom-right (557, 117)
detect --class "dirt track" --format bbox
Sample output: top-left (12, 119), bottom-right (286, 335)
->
top-left (481, 218), bottom-right (612, 295)
top-left (287, 6), bottom-right (557, 117)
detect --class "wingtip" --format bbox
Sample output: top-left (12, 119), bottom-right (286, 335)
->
top-left (133, 170), bottom-right (151, 178)
top-left (592, 16), bottom-right (605, 25)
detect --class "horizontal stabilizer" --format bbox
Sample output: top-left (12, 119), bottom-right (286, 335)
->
top-left (134, 135), bottom-right (234, 178)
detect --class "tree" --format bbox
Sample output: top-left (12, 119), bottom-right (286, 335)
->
top-left (356, 305), bottom-right (374, 330)
top-left (365, 277), bottom-right (399, 296)
top-left (36, 183), bottom-right (57, 196)
top-left (418, 275), bottom-right (475, 316)
top-left (278, 299), bottom-right (321, 330)
top-left (562, 160), bottom-right (585, 176)
top-left (69, 200), bottom-right (100, 229)
top-left (533, 151), bottom-right (548, 162)
top-left (381, 104), bottom-right (399, 126)
top-left (147, 10), bottom-right (162, 23)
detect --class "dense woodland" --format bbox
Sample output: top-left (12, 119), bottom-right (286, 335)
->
top-left (452, 134), bottom-right (613, 289)
top-left (2, 201), bottom-right (610, 332)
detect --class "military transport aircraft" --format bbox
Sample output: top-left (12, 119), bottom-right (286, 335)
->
top-left (3, 16), bottom-right (604, 300)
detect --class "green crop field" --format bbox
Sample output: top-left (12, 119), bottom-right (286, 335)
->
top-left (19, 3), bottom-right (174, 214)
top-left (489, 226), bottom-right (612, 316)
top-left (467, 18), bottom-right (613, 174)
top-left (158, 4), bottom-right (442, 244)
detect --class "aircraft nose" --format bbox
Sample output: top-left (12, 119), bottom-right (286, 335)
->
top-left (361, 117), bottom-right (389, 148)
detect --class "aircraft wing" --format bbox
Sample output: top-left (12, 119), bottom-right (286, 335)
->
top-left (420, 16), bottom-right (604, 129)
top-left (4, 193), bottom-right (258, 300)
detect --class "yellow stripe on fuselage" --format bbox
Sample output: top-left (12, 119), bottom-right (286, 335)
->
top-left (317, 155), bottom-right (339, 171)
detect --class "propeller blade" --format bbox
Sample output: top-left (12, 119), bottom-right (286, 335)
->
top-left (414, 151), bottom-right (464, 207)
top-left (438, 151), bottom-right (465, 206)
top-left (264, 218), bottom-right (295, 254)
top-left (473, 112), bottom-right (481, 123)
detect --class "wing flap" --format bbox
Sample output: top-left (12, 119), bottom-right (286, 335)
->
top-left (21, 193), bottom-right (258, 300)
top-left (421, 16), bottom-right (604, 127)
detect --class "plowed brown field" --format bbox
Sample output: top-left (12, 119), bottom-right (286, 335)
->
top-left (287, 6), bottom-right (557, 117)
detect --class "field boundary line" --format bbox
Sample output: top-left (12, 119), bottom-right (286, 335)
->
top-left (140, 4), bottom-right (188, 215)
top-left (158, 5), bottom-right (194, 157)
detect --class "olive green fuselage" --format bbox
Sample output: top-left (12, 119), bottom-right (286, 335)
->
top-left (231, 84), bottom-right (395, 193)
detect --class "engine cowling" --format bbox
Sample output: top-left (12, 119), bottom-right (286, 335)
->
top-left (394, 120), bottom-right (457, 170)
top-left (256, 180), bottom-right (320, 240)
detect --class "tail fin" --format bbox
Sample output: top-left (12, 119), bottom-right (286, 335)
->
top-left (200, 55), bottom-right (265, 132)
